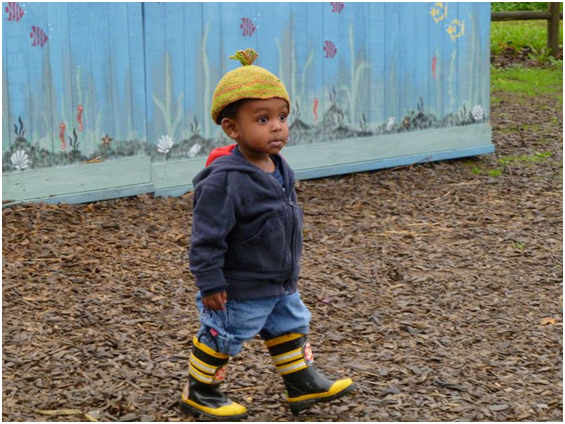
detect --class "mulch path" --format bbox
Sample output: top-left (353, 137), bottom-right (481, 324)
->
top-left (2, 76), bottom-right (562, 421)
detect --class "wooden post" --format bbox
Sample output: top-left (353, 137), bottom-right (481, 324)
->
top-left (547, 2), bottom-right (561, 57)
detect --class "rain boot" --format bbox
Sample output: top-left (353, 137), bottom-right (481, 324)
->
top-left (179, 336), bottom-right (248, 421)
top-left (265, 333), bottom-right (356, 414)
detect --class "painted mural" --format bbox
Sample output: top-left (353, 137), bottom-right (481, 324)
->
top-left (2, 2), bottom-right (491, 200)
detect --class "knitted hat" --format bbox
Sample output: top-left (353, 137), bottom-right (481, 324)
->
top-left (211, 48), bottom-right (290, 124)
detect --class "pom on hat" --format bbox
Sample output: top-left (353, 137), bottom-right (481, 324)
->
top-left (229, 49), bottom-right (259, 66)
top-left (211, 48), bottom-right (290, 124)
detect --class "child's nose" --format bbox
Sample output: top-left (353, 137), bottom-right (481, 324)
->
top-left (271, 120), bottom-right (282, 131)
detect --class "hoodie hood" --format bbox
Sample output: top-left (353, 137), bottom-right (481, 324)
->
top-left (193, 144), bottom-right (294, 190)
top-left (205, 144), bottom-right (238, 167)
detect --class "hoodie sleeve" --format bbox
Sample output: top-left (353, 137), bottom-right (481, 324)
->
top-left (189, 182), bottom-right (236, 297)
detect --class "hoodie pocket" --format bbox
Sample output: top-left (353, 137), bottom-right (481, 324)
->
top-left (236, 211), bottom-right (290, 272)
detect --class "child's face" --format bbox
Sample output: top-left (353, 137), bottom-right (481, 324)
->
top-left (223, 98), bottom-right (290, 158)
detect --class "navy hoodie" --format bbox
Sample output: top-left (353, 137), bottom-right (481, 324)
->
top-left (189, 145), bottom-right (303, 300)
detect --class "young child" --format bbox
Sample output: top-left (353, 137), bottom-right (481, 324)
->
top-left (180, 48), bottom-right (355, 420)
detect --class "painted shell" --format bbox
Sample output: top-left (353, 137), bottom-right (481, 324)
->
top-left (471, 105), bottom-right (484, 121)
top-left (11, 150), bottom-right (29, 170)
top-left (385, 117), bottom-right (396, 131)
top-left (157, 135), bottom-right (174, 154)
top-left (187, 143), bottom-right (202, 158)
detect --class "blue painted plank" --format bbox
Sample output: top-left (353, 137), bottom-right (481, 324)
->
top-left (323, 0), bottom-right (349, 129)
top-left (151, 157), bottom-right (206, 191)
top-left (45, 2), bottom-right (67, 153)
top-left (2, 13), bottom-right (11, 151)
top-left (22, 2), bottom-right (48, 144)
top-left (108, 2), bottom-right (134, 142)
top-left (183, 2), bottom-right (204, 146)
top-left (49, 2), bottom-right (75, 148)
top-left (479, 3), bottom-right (491, 116)
top-left (399, 3), bottom-right (429, 121)
top-left (143, 2), bottom-right (165, 148)
top-left (164, 1), bottom-right (186, 144)
top-left (444, 2), bottom-right (459, 116)
top-left (293, 144), bottom-right (495, 182)
top-left (254, 3), bottom-right (290, 101)
top-left (281, 124), bottom-right (492, 172)
top-left (457, 3), bottom-right (472, 114)
top-left (299, 3), bottom-right (324, 127)
top-left (384, 3), bottom-right (401, 122)
top-left (154, 125), bottom-right (494, 198)
top-left (3, 183), bottom-right (154, 207)
top-left (126, 2), bottom-right (146, 142)
top-left (155, 144), bottom-right (496, 199)
top-left (81, 3), bottom-right (113, 142)
top-left (68, 2), bottom-right (93, 154)
top-left (32, 2), bottom-right (56, 153)
top-left (3, 156), bottom-right (152, 201)
top-left (367, 2), bottom-right (385, 127)
top-left (289, 2), bottom-right (307, 109)
top-left (350, 2), bottom-right (372, 131)
top-left (427, 1), bottom-right (444, 118)
top-left (202, 3), bottom-right (225, 140)
top-left (4, 1), bottom-right (33, 149)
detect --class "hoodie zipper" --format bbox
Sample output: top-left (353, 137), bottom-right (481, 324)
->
top-left (261, 168), bottom-right (298, 284)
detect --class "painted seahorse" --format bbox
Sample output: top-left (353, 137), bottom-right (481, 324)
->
top-left (313, 98), bottom-right (319, 123)
top-left (59, 122), bottom-right (66, 150)
top-left (77, 104), bottom-right (84, 131)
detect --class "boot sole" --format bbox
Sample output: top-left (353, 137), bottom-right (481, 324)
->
top-left (289, 382), bottom-right (357, 415)
top-left (179, 399), bottom-right (249, 421)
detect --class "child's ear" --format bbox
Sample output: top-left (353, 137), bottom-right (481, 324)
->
top-left (220, 118), bottom-right (239, 140)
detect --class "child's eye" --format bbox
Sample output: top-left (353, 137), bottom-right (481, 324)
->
top-left (279, 114), bottom-right (287, 122)
top-left (258, 117), bottom-right (268, 124)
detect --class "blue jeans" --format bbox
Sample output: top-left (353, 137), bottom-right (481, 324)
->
top-left (195, 291), bottom-right (312, 357)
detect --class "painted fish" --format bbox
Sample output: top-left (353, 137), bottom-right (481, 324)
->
top-left (323, 40), bottom-right (337, 59)
top-left (429, 2), bottom-right (448, 24)
top-left (5, 2), bottom-right (24, 22)
top-left (447, 19), bottom-right (465, 41)
top-left (431, 57), bottom-right (437, 79)
top-left (331, 2), bottom-right (345, 13)
top-left (30, 26), bottom-right (48, 48)
top-left (77, 105), bottom-right (84, 131)
top-left (313, 98), bottom-right (319, 123)
top-left (59, 123), bottom-right (66, 150)
top-left (240, 17), bottom-right (256, 37)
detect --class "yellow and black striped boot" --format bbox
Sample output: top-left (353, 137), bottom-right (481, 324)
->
top-left (265, 333), bottom-right (356, 414)
top-left (179, 336), bottom-right (248, 421)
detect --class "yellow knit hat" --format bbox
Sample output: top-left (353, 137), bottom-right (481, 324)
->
top-left (211, 48), bottom-right (290, 124)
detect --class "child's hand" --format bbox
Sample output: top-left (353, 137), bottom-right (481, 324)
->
top-left (203, 291), bottom-right (228, 311)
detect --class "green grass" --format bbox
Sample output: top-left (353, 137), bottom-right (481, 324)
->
top-left (498, 152), bottom-right (552, 165)
top-left (496, 123), bottom-right (544, 133)
top-left (491, 20), bottom-right (564, 56)
top-left (491, 2), bottom-right (556, 13)
top-left (511, 240), bottom-right (526, 251)
top-left (470, 153), bottom-right (553, 178)
top-left (491, 66), bottom-right (563, 100)
top-left (472, 166), bottom-right (503, 177)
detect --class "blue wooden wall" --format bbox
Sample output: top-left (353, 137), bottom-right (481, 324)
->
top-left (2, 2), bottom-right (493, 204)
